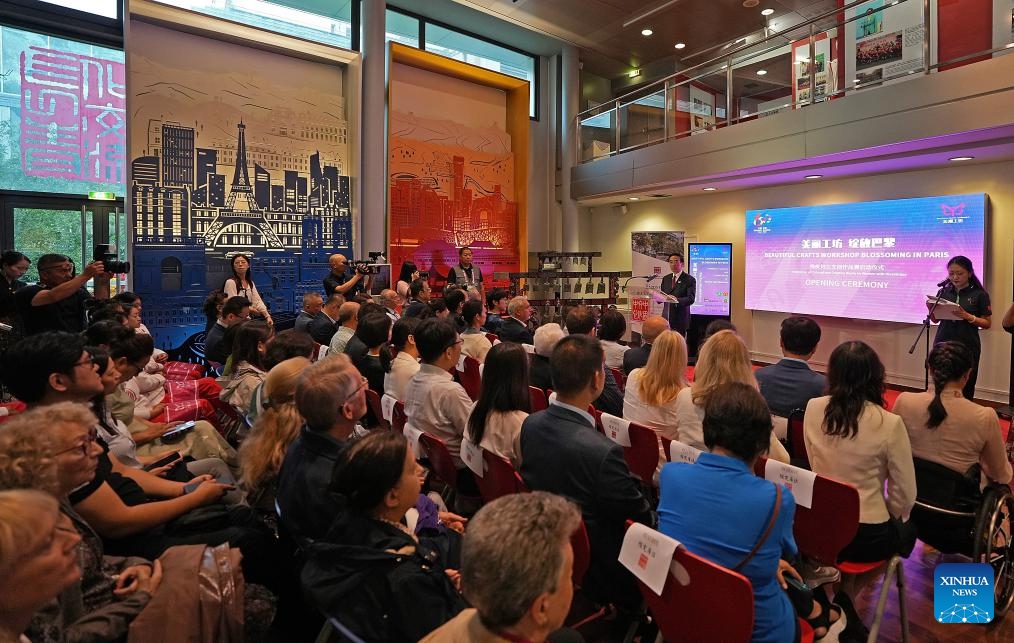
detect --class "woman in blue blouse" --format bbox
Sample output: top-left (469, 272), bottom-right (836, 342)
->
top-left (658, 381), bottom-right (839, 642)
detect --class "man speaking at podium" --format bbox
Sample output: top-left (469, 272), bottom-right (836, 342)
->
top-left (660, 252), bottom-right (696, 337)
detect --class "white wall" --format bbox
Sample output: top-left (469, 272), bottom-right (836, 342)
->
top-left (589, 160), bottom-right (1014, 402)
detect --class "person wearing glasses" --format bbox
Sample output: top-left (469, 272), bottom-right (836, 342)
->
top-left (16, 253), bottom-right (111, 335)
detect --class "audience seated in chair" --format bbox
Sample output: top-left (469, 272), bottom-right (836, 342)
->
top-left (385, 316), bottom-right (421, 401)
top-left (247, 330), bottom-right (316, 425)
top-left (498, 296), bottom-right (535, 345)
top-left (466, 342), bottom-right (531, 468)
top-left (307, 294), bottom-right (344, 346)
top-left (530, 323), bottom-right (565, 392)
top-left (519, 334), bottom-right (654, 609)
top-left (658, 382), bottom-right (841, 642)
top-left (623, 315), bottom-right (668, 374)
top-left (302, 431), bottom-right (467, 642)
top-left (565, 306), bottom-right (623, 417)
top-left (755, 316), bottom-right (828, 418)
top-left (803, 340), bottom-right (917, 563)
top-left (460, 300), bottom-right (494, 363)
top-left (598, 309), bottom-right (630, 369)
top-left (622, 330), bottom-right (689, 476)
top-left (204, 296), bottom-right (251, 364)
top-left (326, 300), bottom-right (359, 355)
top-left (294, 292), bottom-right (324, 334)
top-left (218, 321), bottom-right (272, 416)
top-left (675, 330), bottom-right (790, 463)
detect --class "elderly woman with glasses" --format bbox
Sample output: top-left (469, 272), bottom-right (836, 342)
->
top-left (0, 402), bottom-right (164, 643)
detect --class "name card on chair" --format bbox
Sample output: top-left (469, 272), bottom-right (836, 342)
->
top-left (381, 394), bottom-right (398, 423)
top-left (460, 436), bottom-right (484, 478)
top-left (404, 423), bottom-right (424, 459)
top-left (600, 413), bottom-right (632, 447)
top-left (619, 522), bottom-right (680, 596)
top-left (669, 440), bottom-right (703, 465)
top-left (764, 459), bottom-right (816, 508)
top-left (456, 354), bottom-right (467, 372)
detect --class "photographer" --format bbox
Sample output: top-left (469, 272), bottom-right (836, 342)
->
top-left (324, 253), bottom-right (369, 299)
top-left (16, 253), bottom-right (110, 335)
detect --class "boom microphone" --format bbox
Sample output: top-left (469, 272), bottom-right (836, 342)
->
top-left (937, 279), bottom-right (951, 287)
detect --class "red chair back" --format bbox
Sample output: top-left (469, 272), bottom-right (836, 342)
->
top-left (625, 421), bottom-right (661, 487)
top-left (626, 522), bottom-right (755, 643)
top-left (571, 519), bottom-right (591, 587)
top-left (485, 333), bottom-right (498, 345)
top-left (660, 436), bottom-right (674, 462)
top-left (391, 400), bottom-right (407, 435)
top-left (476, 450), bottom-right (528, 503)
top-left (529, 386), bottom-right (548, 412)
top-left (364, 389), bottom-right (389, 430)
top-left (418, 432), bottom-right (468, 493)
top-left (787, 409), bottom-right (809, 469)
top-left (459, 355), bottom-right (482, 401)
top-left (608, 366), bottom-right (626, 393)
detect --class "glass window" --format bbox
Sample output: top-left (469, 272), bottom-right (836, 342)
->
top-left (425, 24), bottom-right (537, 117)
top-left (13, 207), bottom-right (94, 284)
top-left (386, 9), bottom-right (419, 48)
top-left (37, 0), bottom-right (118, 19)
top-left (0, 25), bottom-right (126, 195)
top-left (153, 0), bottom-right (354, 50)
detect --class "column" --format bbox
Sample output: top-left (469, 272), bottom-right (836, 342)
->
top-left (360, 0), bottom-right (387, 257)
top-left (560, 44), bottom-right (580, 252)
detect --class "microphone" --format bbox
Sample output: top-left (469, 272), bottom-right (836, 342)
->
top-left (645, 274), bottom-right (659, 283)
top-left (937, 279), bottom-right (951, 288)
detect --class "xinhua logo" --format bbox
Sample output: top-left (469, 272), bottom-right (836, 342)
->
top-left (934, 563), bottom-right (994, 623)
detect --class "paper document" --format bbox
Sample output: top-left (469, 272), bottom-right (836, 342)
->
top-left (926, 296), bottom-right (965, 321)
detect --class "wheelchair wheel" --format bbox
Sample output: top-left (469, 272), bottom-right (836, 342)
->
top-left (971, 485), bottom-right (1014, 615)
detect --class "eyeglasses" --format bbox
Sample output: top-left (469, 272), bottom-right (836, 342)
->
top-left (444, 338), bottom-right (464, 351)
top-left (71, 354), bottom-right (94, 369)
top-left (342, 376), bottom-right (368, 403)
top-left (53, 428), bottom-right (98, 456)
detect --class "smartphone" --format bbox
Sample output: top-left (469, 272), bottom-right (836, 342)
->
top-left (182, 480), bottom-right (203, 495)
top-left (162, 420), bottom-right (197, 439)
top-left (143, 451), bottom-right (181, 471)
top-left (785, 576), bottom-right (810, 592)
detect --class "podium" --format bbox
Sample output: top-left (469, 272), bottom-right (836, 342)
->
top-left (651, 290), bottom-right (680, 323)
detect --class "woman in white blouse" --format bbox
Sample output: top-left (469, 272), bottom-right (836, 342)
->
top-left (804, 340), bottom-right (917, 562)
top-left (674, 330), bottom-right (790, 463)
top-left (223, 254), bottom-right (273, 326)
top-left (622, 330), bottom-right (688, 473)
top-left (466, 342), bottom-right (529, 467)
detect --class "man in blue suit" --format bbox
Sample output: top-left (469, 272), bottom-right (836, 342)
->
top-left (755, 316), bottom-right (828, 417)
top-left (519, 334), bottom-right (654, 609)
top-left (659, 252), bottom-right (696, 336)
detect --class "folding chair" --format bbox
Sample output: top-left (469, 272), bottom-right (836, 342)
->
top-left (417, 432), bottom-right (482, 508)
top-left (391, 400), bottom-right (407, 435)
top-left (529, 386), bottom-right (548, 412)
top-left (786, 408), bottom-right (809, 470)
top-left (609, 366), bottom-right (626, 394)
top-left (458, 355), bottom-right (482, 401)
top-left (599, 413), bottom-right (660, 489)
top-left (364, 389), bottom-right (389, 431)
top-left (475, 450), bottom-right (528, 503)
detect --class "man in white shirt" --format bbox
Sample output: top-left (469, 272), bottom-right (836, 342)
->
top-left (327, 301), bottom-right (360, 355)
top-left (385, 316), bottom-right (421, 401)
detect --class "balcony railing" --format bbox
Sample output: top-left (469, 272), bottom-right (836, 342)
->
top-left (578, 0), bottom-right (1014, 163)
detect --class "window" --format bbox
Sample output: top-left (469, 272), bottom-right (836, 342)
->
top-left (425, 24), bottom-right (537, 118)
top-left (153, 0), bottom-right (354, 50)
top-left (161, 257), bottom-right (183, 291)
top-left (36, 0), bottom-right (118, 19)
top-left (0, 25), bottom-right (125, 196)
top-left (385, 9), bottom-right (418, 48)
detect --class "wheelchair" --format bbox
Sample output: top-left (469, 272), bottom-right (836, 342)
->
top-left (909, 457), bottom-right (1014, 615)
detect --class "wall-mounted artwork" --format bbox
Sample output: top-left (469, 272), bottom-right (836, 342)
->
top-left (128, 20), bottom-right (351, 350)
top-left (388, 111), bottom-right (518, 290)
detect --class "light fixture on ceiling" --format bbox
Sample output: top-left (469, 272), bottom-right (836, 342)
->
top-left (628, 196), bottom-right (640, 201)
top-left (675, 42), bottom-right (686, 49)
top-left (761, 8), bottom-right (774, 15)
top-left (641, 28), bottom-right (654, 36)
top-left (756, 69), bottom-right (767, 75)
top-left (948, 156), bottom-right (974, 161)
top-left (628, 69), bottom-right (641, 78)
top-left (804, 174), bottom-right (823, 180)
top-left (742, 0), bottom-right (759, 7)
top-left (703, 187), bottom-right (718, 191)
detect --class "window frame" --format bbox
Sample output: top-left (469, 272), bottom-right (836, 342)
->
top-left (0, 0), bottom-right (122, 48)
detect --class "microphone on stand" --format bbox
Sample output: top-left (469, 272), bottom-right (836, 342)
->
top-left (645, 274), bottom-right (659, 283)
top-left (936, 278), bottom-right (951, 288)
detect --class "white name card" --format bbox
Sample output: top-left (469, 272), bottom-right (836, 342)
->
top-left (618, 522), bottom-right (680, 596)
top-left (404, 423), bottom-right (424, 459)
top-left (381, 393), bottom-right (398, 423)
top-left (600, 413), bottom-right (632, 447)
top-left (456, 354), bottom-right (467, 372)
top-left (460, 436), bottom-right (484, 478)
top-left (548, 391), bottom-right (557, 405)
top-left (764, 459), bottom-right (816, 508)
top-left (669, 440), bottom-right (703, 464)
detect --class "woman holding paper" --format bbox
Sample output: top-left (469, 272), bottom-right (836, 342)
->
top-left (930, 255), bottom-right (991, 400)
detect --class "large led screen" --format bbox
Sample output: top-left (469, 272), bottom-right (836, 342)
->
top-left (745, 194), bottom-right (986, 324)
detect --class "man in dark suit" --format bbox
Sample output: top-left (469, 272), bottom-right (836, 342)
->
top-left (520, 334), bottom-right (654, 609)
top-left (623, 315), bottom-right (669, 374)
top-left (755, 316), bottom-right (828, 417)
top-left (565, 305), bottom-right (623, 416)
top-left (294, 292), bottom-right (323, 334)
top-left (308, 294), bottom-right (343, 345)
top-left (660, 252), bottom-right (696, 336)
top-left (497, 296), bottom-right (534, 344)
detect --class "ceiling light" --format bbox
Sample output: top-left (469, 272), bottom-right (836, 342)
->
top-left (628, 197), bottom-right (640, 201)
top-left (756, 69), bottom-right (767, 75)
top-left (948, 156), bottom-right (974, 161)
top-left (628, 69), bottom-right (641, 78)
top-left (675, 42), bottom-right (686, 49)
top-left (742, 0), bottom-right (759, 7)
top-left (641, 28), bottom-right (653, 36)
top-left (702, 187), bottom-right (717, 192)
top-left (804, 174), bottom-right (823, 180)
top-left (761, 8), bottom-right (774, 15)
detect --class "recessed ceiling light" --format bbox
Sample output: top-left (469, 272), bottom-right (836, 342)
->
top-left (702, 187), bottom-right (718, 192)
top-left (628, 197), bottom-right (640, 201)
top-left (756, 69), bottom-right (767, 75)
top-left (804, 174), bottom-right (823, 180)
top-left (761, 8), bottom-right (774, 15)
top-left (948, 156), bottom-right (974, 161)
top-left (742, 0), bottom-right (759, 7)
top-left (641, 28), bottom-right (653, 36)
top-left (675, 42), bottom-right (686, 49)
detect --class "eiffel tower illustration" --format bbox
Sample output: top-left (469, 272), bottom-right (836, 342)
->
top-left (206, 121), bottom-right (284, 249)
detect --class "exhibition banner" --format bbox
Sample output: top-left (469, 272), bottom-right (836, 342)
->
top-left (845, 0), bottom-right (926, 89)
top-left (630, 231), bottom-right (685, 333)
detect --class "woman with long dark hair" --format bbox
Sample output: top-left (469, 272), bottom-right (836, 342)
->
top-left (396, 260), bottom-right (419, 300)
top-left (223, 254), bottom-right (273, 326)
top-left (929, 255), bottom-right (990, 399)
top-left (466, 342), bottom-right (531, 466)
top-left (803, 341), bottom-right (916, 562)
top-left (219, 320), bottom-right (272, 414)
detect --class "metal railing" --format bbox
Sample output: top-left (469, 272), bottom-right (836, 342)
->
top-left (578, 0), bottom-right (1014, 162)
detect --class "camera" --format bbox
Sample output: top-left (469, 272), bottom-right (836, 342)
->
top-left (94, 244), bottom-right (130, 274)
top-left (351, 260), bottom-right (381, 276)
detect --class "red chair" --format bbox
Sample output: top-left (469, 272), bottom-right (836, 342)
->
top-left (364, 389), bottom-right (389, 431)
top-left (608, 366), bottom-right (626, 393)
top-left (417, 432), bottom-right (482, 505)
top-left (786, 408), bottom-right (809, 470)
top-left (571, 519), bottom-right (591, 587)
top-left (625, 421), bottom-right (661, 488)
top-left (529, 386), bottom-right (548, 412)
top-left (458, 355), bottom-right (482, 401)
top-left (391, 400), bottom-right (407, 435)
top-left (475, 450), bottom-right (528, 503)
top-left (485, 332), bottom-right (499, 345)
